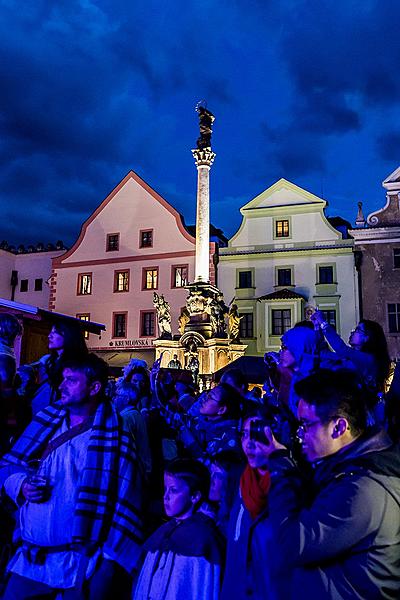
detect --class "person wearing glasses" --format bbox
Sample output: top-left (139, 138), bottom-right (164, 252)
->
top-left (260, 368), bottom-right (400, 600)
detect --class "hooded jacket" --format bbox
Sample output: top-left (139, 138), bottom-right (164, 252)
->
top-left (267, 428), bottom-right (400, 599)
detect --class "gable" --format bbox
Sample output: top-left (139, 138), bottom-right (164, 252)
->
top-left (241, 178), bottom-right (326, 211)
top-left (55, 171), bottom-right (195, 264)
top-left (383, 166), bottom-right (400, 191)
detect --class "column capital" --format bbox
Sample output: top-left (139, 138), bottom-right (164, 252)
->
top-left (191, 148), bottom-right (216, 168)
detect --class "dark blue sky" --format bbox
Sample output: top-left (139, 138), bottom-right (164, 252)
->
top-left (1, 1), bottom-right (399, 247)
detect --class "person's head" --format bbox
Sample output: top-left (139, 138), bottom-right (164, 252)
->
top-left (349, 319), bottom-right (390, 386)
top-left (241, 408), bottom-right (272, 474)
top-left (122, 358), bottom-right (148, 379)
top-left (199, 382), bottom-right (242, 420)
top-left (59, 353), bottom-right (109, 411)
top-left (280, 326), bottom-right (320, 370)
top-left (164, 458), bottom-right (210, 520)
top-left (48, 320), bottom-right (88, 358)
top-left (0, 314), bottom-right (22, 346)
top-left (220, 368), bottom-right (248, 396)
top-left (128, 367), bottom-right (150, 399)
top-left (209, 450), bottom-right (245, 503)
top-left (294, 369), bottom-right (367, 463)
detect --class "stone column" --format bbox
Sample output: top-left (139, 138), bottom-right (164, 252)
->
top-left (191, 148), bottom-right (216, 283)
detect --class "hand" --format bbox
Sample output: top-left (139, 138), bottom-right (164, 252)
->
top-left (21, 477), bottom-right (52, 503)
top-left (310, 310), bottom-right (325, 327)
top-left (261, 426), bottom-right (287, 458)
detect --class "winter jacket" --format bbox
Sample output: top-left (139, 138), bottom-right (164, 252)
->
top-left (267, 428), bottom-right (400, 599)
top-left (221, 491), bottom-right (290, 600)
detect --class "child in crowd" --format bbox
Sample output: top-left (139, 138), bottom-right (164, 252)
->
top-left (133, 458), bottom-right (225, 600)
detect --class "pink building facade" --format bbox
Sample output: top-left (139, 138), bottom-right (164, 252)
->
top-left (51, 171), bottom-right (216, 367)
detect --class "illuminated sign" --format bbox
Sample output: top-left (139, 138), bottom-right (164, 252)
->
top-left (108, 338), bottom-right (154, 348)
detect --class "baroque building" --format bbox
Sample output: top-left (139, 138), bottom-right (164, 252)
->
top-left (218, 179), bottom-right (358, 355)
top-left (50, 171), bottom-right (218, 367)
top-left (350, 167), bottom-right (400, 360)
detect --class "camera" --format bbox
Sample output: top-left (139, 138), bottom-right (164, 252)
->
top-left (249, 420), bottom-right (269, 445)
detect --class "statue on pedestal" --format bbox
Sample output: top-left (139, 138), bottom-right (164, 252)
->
top-left (153, 292), bottom-right (172, 339)
top-left (206, 293), bottom-right (228, 338)
top-left (184, 341), bottom-right (200, 386)
top-left (228, 303), bottom-right (243, 342)
top-left (178, 306), bottom-right (190, 335)
top-left (168, 354), bottom-right (182, 369)
top-left (195, 102), bottom-right (215, 150)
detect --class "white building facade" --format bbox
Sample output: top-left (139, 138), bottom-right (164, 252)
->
top-left (218, 179), bottom-right (359, 355)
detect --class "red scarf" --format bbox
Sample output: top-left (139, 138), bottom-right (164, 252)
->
top-left (240, 464), bottom-right (271, 519)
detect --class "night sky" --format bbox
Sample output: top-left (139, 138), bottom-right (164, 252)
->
top-left (1, 1), bottom-right (399, 248)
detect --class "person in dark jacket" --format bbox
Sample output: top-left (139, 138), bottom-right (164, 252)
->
top-left (262, 369), bottom-right (400, 600)
top-left (221, 409), bottom-right (291, 600)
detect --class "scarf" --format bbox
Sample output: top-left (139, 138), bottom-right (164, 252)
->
top-left (0, 400), bottom-right (144, 574)
top-left (240, 464), bottom-right (271, 520)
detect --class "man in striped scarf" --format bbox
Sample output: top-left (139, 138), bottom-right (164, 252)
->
top-left (0, 353), bottom-right (143, 599)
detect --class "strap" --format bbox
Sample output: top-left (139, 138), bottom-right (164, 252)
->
top-left (40, 416), bottom-right (95, 461)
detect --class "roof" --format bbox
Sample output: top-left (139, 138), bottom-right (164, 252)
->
top-left (214, 355), bottom-right (267, 384)
top-left (0, 298), bottom-right (105, 335)
top-left (257, 288), bottom-right (306, 301)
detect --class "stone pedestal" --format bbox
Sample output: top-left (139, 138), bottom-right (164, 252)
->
top-left (153, 333), bottom-right (247, 390)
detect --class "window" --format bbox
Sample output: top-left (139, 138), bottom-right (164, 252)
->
top-left (143, 268), bottom-right (158, 290)
top-left (321, 309), bottom-right (336, 329)
top-left (106, 233), bottom-right (120, 252)
top-left (388, 304), bottom-right (400, 333)
top-left (34, 278), bottom-right (43, 291)
top-left (277, 268), bottom-right (292, 286)
top-left (140, 230), bottom-right (153, 248)
top-left (393, 249), bottom-right (400, 269)
top-left (77, 273), bottom-right (92, 295)
top-left (114, 270), bottom-right (129, 292)
top-left (238, 271), bottom-right (252, 288)
top-left (275, 219), bottom-right (289, 238)
top-left (240, 313), bottom-right (254, 338)
top-left (76, 313), bottom-right (90, 339)
top-left (318, 266), bottom-right (334, 284)
top-left (141, 311), bottom-right (155, 337)
top-left (172, 265), bottom-right (188, 288)
top-left (272, 309), bottom-right (291, 335)
top-left (113, 313), bottom-right (127, 338)
top-left (20, 279), bottom-right (28, 292)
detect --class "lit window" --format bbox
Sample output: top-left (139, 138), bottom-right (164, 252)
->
top-left (106, 233), bottom-right (119, 251)
top-left (275, 220), bottom-right (289, 238)
top-left (143, 268), bottom-right (158, 290)
top-left (173, 266), bottom-right (188, 288)
top-left (318, 266), bottom-right (334, 284)
top-left (114, 271), bottom-right (129, 292)
top-left (140, 230), bottom-right (153, 248)
top-left (141, 311), bottom-right (155, 336)
top-left (321, 309), bottom-right (336, 329)
top-left (388, 304), bottom-right (400, 333)
top-left (77, 273), bottom-right (92, 295)
top-left (393, 249), bottom-right (400, 269)
top-left (277, 269), bottom-right (292, 286)
top-left (240, 313), bottom-right (254, 338)
top-left (76, 313), bottom-right (90, 339)
top-left (113, 313), bottom-right (127, 338)
top-left (238, 271), bottom-right (252, 288)
top-left (272, 309), bottom-right (291, 335)
top-left (20, 279), bottom-right (28, 292)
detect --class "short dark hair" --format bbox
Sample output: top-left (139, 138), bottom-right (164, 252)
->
top-left (294, 369), bottom-right (367, 436)
top-left (62, 353), bottom-right (109, 390)
top-left (214, 383), bottom-right (243, 420)
top-left (165, 458), bottom-right (210, 500)
top-left (0, 314), bottom-right (22, 345)
top-left (220, 368), bottom-right (248, 391)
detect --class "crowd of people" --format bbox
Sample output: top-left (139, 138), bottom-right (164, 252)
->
top-left (0, 310), bottom-right (399, 599)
